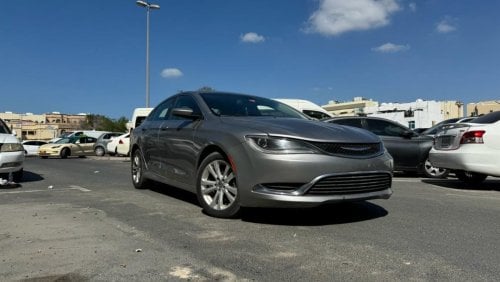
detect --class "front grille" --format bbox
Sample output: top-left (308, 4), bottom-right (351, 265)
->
top-left (310, 142), bottom-right (382, 157)
top-left (306, 173), bottom-right (391, 195)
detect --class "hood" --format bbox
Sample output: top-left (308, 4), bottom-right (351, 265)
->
top-left (220, 117), bottom-right (380, 143)
top-left (0, 133), bottom-right (20, 144)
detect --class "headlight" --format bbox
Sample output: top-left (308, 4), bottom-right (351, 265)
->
top-left (246, 136), bottom-right (320, 154)
top-left (0, 143), bottom-right (24, 152)
top-left (51, 145), bottom-right (62, 149)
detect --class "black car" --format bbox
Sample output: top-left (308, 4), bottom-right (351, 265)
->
top-left (325, 116), bottom-right (448, 178)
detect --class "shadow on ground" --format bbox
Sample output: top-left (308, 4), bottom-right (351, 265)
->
top-left (240, 201), bottom-right (388, 226)
top-left (422, 178), bottom-right (500, 191)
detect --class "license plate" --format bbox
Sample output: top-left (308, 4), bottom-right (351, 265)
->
top-left (440, 136), bottom-right (453, 147)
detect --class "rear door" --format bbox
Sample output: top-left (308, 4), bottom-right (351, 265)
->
top-left (140, 97), bottom-right (176, 174)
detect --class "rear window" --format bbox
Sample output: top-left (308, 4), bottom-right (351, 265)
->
top-left (469, 111), bottom-right (500, 124)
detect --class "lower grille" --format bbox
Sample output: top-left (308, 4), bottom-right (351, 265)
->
top-left (306, 173), bottom-right (391, 195)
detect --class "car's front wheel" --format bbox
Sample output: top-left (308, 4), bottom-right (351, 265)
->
top-left (196, 152), bottom-right (240, 218)
top-left (423, 158), bottom-right (449, 178)
top-left (455, 170), bottom-right (487, 184)
top-left (131, 149), bottom-right (150, 189)
top-left (60, 148), bottom-right (70, 159)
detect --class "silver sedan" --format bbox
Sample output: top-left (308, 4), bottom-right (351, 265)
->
top-left (130, 91), bottom-right (393, 218)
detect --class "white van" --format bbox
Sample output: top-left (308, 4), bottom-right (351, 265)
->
top-left (274, 99), bottom-right (332, 120)
top-left (127, 108), bottom-right (153, 132)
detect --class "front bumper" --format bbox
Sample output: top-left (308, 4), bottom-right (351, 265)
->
top-left (0, 151), bottom-right (24, 174)
top-left (230, 143), bottom-right (394, 208)
top-left (38, 148), bottom-right (62, 157)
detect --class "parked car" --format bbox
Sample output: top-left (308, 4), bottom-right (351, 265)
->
top-left (107, 132), bottom-right (129, 155)
top-left (22, 140), bottom-right (48, 156)
top-left (38, 136), bottom-right (97, 159)
top-left (325, 116), bottom-right (448, 178)
top-left (0, 118), bottom-right (24, 182)
top-left (420, 117), bottom-right (477, 137)
top-left (430, 111), bottom-right (500, 184)
top-left (130, 91), bottom-right (393, 218)
top-left (93, 132), bottom-right (124, 156)
top-left (116, 134), bottom-right (130, 156)
top-left (273, 99), bottom-right (332, 120)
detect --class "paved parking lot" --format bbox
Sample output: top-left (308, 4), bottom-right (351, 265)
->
top-left (1, 157), bottom-right (499, 281)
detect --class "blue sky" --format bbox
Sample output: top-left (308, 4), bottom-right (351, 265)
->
top-left (1, 0), bottom-right (499, 119)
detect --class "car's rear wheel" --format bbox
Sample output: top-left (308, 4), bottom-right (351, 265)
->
top-left (60, 148), bottom-right (70, 159)
top-left (196, 152), bottom-right (240, 218)
top-left (131, 149), bottom-right (149, 189)
top-left (423, 158), bottom-right (449, 178)
top-left (455, 170), bottom-right (487, 184)
top-left (94, 146), bottom-right (105, 156)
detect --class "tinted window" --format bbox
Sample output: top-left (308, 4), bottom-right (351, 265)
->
top-left (469, 111), bottom-right (500, 124)
top-left (366, 119), bottom-right (407, 137)
top-left (201, 93), bottom-right (306, 119)
top-left (149, 98), bottom-right (176, 121)
top-left (329, 118), bottom-right (364, 129)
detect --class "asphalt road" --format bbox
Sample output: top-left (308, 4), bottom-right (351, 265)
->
top-left (1, 157), bottom-right (499, 281)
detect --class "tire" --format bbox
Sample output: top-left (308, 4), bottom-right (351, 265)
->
top-left (196, 152), bottom-right (240, 218)
top-left (13, 169), bottom-right (23, 183)
top-left (60, 148), bottom-right (70, 159)
top-left (455, 170), bottom-right (487, 184)
top-left (94, 146), bottom-right (105, 156)
top-left (131, 149), bottom-right (150, 189)
top-left (423, 158), bottom-right (449, 178)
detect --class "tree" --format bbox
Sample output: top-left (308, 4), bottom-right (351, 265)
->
top-left (80, 114), bottom-right (128, 132)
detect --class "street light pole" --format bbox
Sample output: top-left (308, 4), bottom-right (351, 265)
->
top-left (136, 1), bottom-right (160, 108)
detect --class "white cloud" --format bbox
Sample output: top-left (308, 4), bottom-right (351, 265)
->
top-left (304, 0), bottom-right (400, 36)
top-left (409, 3), bottom-right (416, 12)
top-left (240, 32), bottom-right (265, 43)
top-left (161, 68), bottom-right (183, 78)
top-left (372, 42), bottom-right (410, 53)
top-left (436, 17), bottom-right (457, 33)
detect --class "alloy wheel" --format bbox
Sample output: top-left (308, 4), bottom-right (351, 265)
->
top-left (200, 159), bottom-right (238, 211)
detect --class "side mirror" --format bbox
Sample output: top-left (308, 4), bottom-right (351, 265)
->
top-left (401, 130), bottom-right (416, 139)
top-left (172, 108), bottom-right (201, 120)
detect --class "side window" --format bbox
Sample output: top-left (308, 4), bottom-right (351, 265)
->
top-left (171, 95), bottom-right (202, 120)
top-left (329, 118), bottom-right (363, 129)
top-left (149, 98), bottom-right (176, 121)
top-left (366, 119), bottom-right (406, 137)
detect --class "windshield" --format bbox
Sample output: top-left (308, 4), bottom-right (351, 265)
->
top-left (0, 119), bottom-right (11, 134)
top-left (200, 93), bottom-right (308, 119)
top-left (55, 138), bottom-right (72, 144)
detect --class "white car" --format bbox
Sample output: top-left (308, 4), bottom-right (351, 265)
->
top-left (429, 111), bottom-right (500, 184)
top-left (107, 133), bottom-right (129, 155)
top-left (0, 118), bottom-right (24, 183)
top-left (115, 134), bottom-right (130, 156)
top-left (22, 140), bottom-right (48, 156)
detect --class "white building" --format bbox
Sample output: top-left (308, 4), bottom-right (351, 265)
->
top-left (363, 99), bottom-right (462, 129)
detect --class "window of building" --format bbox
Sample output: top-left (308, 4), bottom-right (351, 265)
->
top-left (408, 121), bottom-right (415, 129)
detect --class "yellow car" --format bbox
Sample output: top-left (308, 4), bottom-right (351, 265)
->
top-left (38, 136), bottom-right (97, 159)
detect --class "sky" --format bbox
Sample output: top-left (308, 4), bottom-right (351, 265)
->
top-left (1, 0), bottom-right (500, 119)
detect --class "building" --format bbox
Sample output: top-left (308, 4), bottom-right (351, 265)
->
top-left (364, 100), bottom-right (463, 129)
top-left (322, 97), bottom-right (379, 116)
top-left (323, 97), bottom-right (464, 129)
top-left (466, 101), bottom-right (500, 116)
top-left (0, 112), bottom-right (87, 140)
